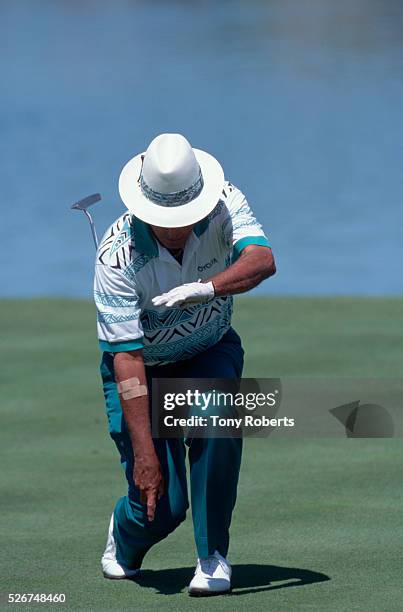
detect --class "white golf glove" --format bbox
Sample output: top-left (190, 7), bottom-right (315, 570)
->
top-left (152, 280), bottom-right (215, 308)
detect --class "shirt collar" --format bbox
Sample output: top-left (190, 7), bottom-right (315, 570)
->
top-left (132, 214), bottom-right (210, 257)
top-left (132, 216), bottom-right (159, 257)
top-left (193, 216), bottom-right (209, 237)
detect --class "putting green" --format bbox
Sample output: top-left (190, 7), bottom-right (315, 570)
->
top-left (1, 298), bottom-right (402, 611)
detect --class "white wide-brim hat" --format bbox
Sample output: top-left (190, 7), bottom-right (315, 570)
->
top-left (118, 133), bottom-right (225, 228)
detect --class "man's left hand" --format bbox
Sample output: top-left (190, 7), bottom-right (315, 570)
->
top-left (152, 281), bottom-right (215, 308)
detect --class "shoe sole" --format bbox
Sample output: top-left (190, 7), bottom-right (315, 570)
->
top-left (103, 571), bottom-right (139, 580)
top-left (188, 587), bottom-right (231, 597)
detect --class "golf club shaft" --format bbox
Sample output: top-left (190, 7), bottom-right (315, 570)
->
top-left (83, 209), bottom-right (99, 249)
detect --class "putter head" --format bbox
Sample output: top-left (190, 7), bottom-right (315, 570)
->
top-left (71, 193), bottom-right (101, 211)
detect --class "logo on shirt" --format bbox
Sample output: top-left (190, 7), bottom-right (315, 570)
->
top-left (198, 257), bottom-right (218, 272)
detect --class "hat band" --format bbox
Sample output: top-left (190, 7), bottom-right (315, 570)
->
top-left (140, 168), bottom-right (204, 207)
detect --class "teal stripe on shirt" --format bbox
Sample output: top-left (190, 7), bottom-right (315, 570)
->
top-left (99, 339), bottom-right (144, 353)
top-left (232, 236), bottom-right (270, 260)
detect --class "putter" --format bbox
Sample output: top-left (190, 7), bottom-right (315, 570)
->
top-left (71, 193), bottom-right (101, 249)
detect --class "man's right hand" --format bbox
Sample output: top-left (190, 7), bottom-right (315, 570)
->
top-left (134, 452), bottom-right (164, 521)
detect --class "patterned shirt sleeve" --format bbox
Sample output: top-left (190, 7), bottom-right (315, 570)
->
top-left (94, 262), bottom-right (144, 353)
top-left (221, 184), bottom-right (270, 260)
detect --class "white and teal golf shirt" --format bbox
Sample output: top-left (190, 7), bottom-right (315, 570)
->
top-left (94, 181), bottom-right (270, 366)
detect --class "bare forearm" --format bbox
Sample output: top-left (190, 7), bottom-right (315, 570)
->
top-left (208, 245), bottom-right (276, 297)
top-left (113, 351), bottom-right (155, 458)
top-left (113, 350), bottom-right (163, 520)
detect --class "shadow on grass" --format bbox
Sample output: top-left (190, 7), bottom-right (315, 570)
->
top-left (131, 564), bottom-right (330, 596)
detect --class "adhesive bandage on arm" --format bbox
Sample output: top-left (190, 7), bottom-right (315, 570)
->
top-left (117, 377), bottom-right (148, 401)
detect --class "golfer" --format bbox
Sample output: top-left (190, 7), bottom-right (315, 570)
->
top-left (94, 133), bottom-right (276, 595)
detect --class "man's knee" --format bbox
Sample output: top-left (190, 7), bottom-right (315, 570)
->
top-left (124, 493), bottom-right (188, 536)
top-left (144, 499), bottom-right (189, 539)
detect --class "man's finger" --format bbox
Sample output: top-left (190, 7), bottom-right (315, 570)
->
top-left (152, 299), bottom-right (168, 307)
top-left (153, 287), bottom-right (185, 307)
top-left (146, 489), bottom-right (158, 521)
top-left (152, 295), bottom-right (167, 305)
top-left (140, 490), bottom-right (147, 505)
top-left (166, 298), bottom-right (183, 307)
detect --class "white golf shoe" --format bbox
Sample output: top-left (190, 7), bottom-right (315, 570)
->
top-left (188, 550), bottom-right (231, 596)
top-left (101, 514), bottom-right (139, 580)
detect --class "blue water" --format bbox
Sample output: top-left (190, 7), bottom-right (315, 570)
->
top-left (1, 0), bottom-right (402, 297)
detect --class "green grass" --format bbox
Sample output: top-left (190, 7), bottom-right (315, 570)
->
top-left (0, 298), bottom-right (402, 611)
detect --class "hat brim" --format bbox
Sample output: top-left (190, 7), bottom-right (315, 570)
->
top-left (118, 148), bottom-right (225, 228)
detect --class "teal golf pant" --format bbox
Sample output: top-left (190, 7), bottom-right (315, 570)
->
top-left (100, 327), bottom-right (244, 570)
